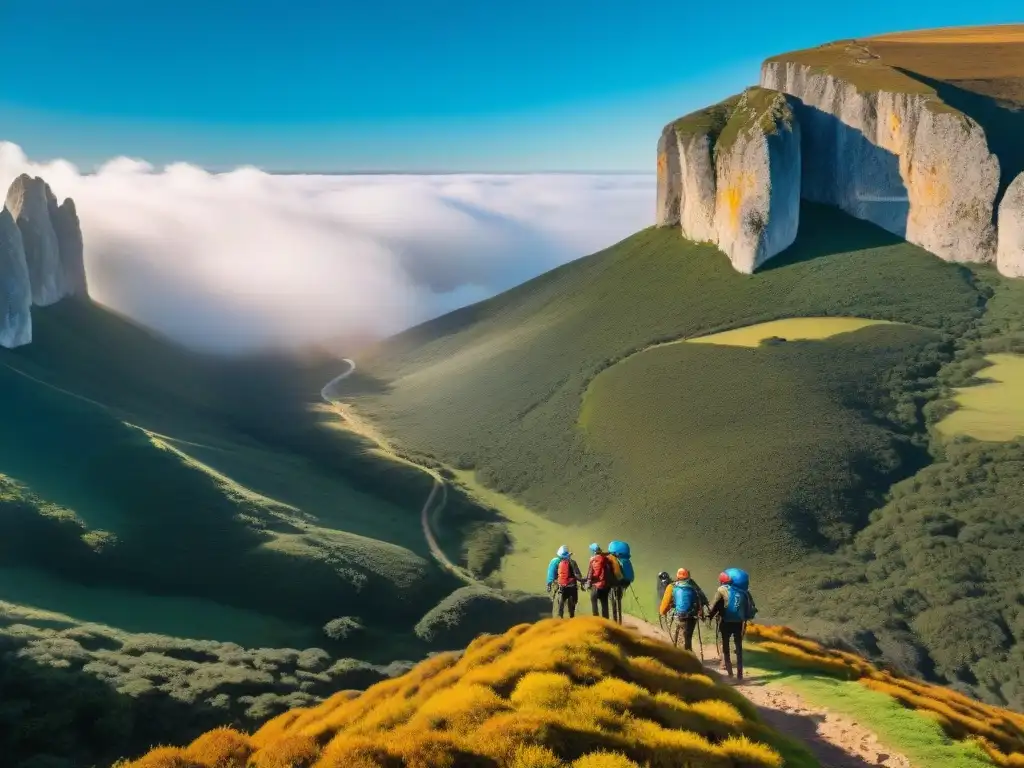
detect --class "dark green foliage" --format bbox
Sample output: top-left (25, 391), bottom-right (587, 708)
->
top-left (0, 604), bottom-right (408, 768)
top-left (323, 617), bottom-right (365, 643)
top-left (413, 586), bottom-right (551, 648)
top-left (771, 270), bottom-right (1024, 710)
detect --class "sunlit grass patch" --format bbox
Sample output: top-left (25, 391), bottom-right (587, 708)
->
top-left (685, 316), bottom-right (898, 347)
top-left (935, 353), bottom-right (1024, 440)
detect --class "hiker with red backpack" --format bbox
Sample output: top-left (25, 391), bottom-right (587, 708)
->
top-left (708, 567), bottom-right (758, 680)
top-left (584, 543), bottom-right (612, 619)
top-left (546, 545), bottom-right (584, 618)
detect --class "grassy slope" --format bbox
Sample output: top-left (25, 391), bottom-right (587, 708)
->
top-left (351, 202), bottom-right (980, 579)
top-left (767, 272), bottom-right (1024, 710)
top-left (0, 299), bottom-right (469, 645)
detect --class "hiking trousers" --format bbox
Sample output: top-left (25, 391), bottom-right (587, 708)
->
top-left (720, 621), bottom-right (744, 679)
top-left (556, 585), bottom-right (578, 618)
top-left (611, 586), bottom-right (624, 623)
top-left (672, 615), bottom-right (698, 652)
top-left (591, 586), bottom-right (610, 619)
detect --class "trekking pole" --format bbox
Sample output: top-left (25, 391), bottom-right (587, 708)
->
top-left (628, 584), bottom-right (649, 624)
top-left (714, 617), bottom-right (722, 660)
top-left (695, 616), bottom-right (705, 663)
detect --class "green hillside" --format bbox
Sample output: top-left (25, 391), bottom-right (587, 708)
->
top-left (344, 202), bottom-right (1024, 708)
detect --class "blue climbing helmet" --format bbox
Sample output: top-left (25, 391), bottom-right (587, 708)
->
top-left (589, 543), bottom-right (601, 554)
top-left (556, 545), bottom-right (570, 559)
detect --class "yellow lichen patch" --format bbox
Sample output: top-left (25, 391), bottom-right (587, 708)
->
top-left (913, 163), bottom-right (951, 208)
top-left (686, 317), bottom-right (898, 347)
top-left (722, 186), bottom-right (743, 231)
top-left (935, 354), bottom-right (1024, 441)
top-left (121, 617), bottom-right (795, 768)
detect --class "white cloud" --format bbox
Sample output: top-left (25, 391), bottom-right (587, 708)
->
top-left (0, 142), bottom-right (654, 354)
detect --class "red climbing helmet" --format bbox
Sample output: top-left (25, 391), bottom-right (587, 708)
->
top-left (718, 571), bottom-right (731, 584)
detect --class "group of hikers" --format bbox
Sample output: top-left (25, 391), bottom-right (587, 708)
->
top-left (545, 543), bottom-right (757, 680)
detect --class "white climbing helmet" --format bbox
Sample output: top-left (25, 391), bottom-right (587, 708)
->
top-left (556, 545), bottom-right (570, 558)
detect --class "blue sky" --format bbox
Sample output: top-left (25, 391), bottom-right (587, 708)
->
top-left (1, 1), bottom-right (1019, 171)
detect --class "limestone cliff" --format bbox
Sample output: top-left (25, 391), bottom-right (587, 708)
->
top-left (0, 209), bottom-right (32, 348)
top-left (760, 43), bottom-right (1000, 264)
top-left (0, 174), bottom-right (87, 348)
top-left (6, 175), bottom-right (65, 306)
top-left (657, 87), bottom-right (800, 273)
top-left (53, 198), bottom-right (88, 297)
top-left (998, 172), bottom-right (1024, 278)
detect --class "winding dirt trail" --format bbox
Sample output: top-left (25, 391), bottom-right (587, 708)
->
top-left (321, 360), bottom-right (476, 586)
top-left (623, 616), bottom-right (912, 768)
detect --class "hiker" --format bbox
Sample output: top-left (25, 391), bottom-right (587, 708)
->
top-left (708, 567), bottom-right (758, 680)
top-left (658, 568), bottom-right (709, 652)
top-left (584, 543), bottom-right (611, 619)
top-left (546, 545), bottom-right (584, 618)
top-left (606, 540), bottom-right (635, 624)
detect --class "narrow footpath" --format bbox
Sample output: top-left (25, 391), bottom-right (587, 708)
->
top-left (623, 616), bottom-right (912, 768)
top-left (321, 361), bottom-right (476, 585)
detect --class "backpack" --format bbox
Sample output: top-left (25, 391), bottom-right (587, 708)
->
top-left (722, 585), bottom-right (755, 622)
top-left (672, 582), bottom-right (699, 617)
top-left (606, 554), bottom-right (624, 586)
top-left (589, 554), bottom-right (609, 587)
top-left (556, 558), bottom-right (578, 587)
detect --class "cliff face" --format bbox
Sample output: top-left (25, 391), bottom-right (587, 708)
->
top-left (658, 30), bottom-right (1024, 277)
top-left (0, 209), bottom-right (32, 348)
top-left (998, 172), bottom-right (1024, 278)
top-left (658, 88), bottom-right (800, 273)
top-left (0, 174), bottom-right (87, 348)
top-left (761, 53), bottom-right (999, 265)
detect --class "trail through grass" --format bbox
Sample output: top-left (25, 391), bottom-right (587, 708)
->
top-left (935, 353), bottom-right (1024, 440)
top-left (743, 649), bottom-right (994, 768)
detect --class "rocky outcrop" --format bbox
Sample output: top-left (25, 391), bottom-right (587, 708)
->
top-left (53, 198), bottom-right (88, 296)
top-left (6, 175), bottom-right (64, 306)
top-left (761, 49), bottom-right (1000, 265)
top-left (0, 174), bottom-right (87, 347)
top-left (0, 209), bottom-right (32, 348)
top-left (998, 172), bottom-right (1024, 278)
top-left (658, 88), bottom-right (800, 273)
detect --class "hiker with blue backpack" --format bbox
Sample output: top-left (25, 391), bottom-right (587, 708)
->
top-left (657, 568), bottom-right (710, 653)
top-left (606, 540), bottom-right (635, 624)
top-left (708, 567), bottom-right (758, 680)
top-left (546, 545), bottom-right (585, 618)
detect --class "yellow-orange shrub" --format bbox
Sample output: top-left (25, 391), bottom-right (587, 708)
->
top-left (122, 617), bottom-right (792, 768)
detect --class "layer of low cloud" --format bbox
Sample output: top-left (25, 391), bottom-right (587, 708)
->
top-left (0, 142), bottom-right (654, 354)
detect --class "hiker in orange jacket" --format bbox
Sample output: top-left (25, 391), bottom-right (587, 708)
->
top-left (585, 543), bottom-right (612, 619)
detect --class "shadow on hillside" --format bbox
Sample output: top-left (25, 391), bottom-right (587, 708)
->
top-left (786, 98), bottom-right (910, 238)
top-left (757, 202), bottom-right (905, 272)
top-left (0, 636), bottom-right (229, 768)
top-left (895, 68), bottom-right (1024, 209)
